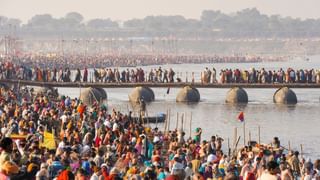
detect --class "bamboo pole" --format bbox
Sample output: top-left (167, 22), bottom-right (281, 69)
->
top-left (228, 138), bottom-right (231, 157)
top-left (176, 112), bottom-right (179, 130)
top-left (233, 136), bottom-right (241, 156)
top-left (192, 72), bottom-right (195, 83)
top-left (243, 121), bottom-right (246, 146)
top-left (288, 141), bottom-right (291, 151)
top-left (183, 112), bottom-right (186, 131)
top-left (258, 126), bottom-right (261, 145)
top-left (189, 112), bottom-right (192, 138)
top-left (186, 72), bottom-right (188, 83)
top-left (181, 113), bottom-right (184, 132)
top-left (79, 82), bottom-right (82, 99)
top-left (233, 127), bottom-right (237, 147)
top-left (300, 144), bottom-right (303, 158)
top-left (164, 109), bottom-right (168, 132)
top-left (168, 109), bottom-right (171, 131)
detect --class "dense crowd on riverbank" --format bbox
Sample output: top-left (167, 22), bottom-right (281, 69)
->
top-left (0, 85), bottom-right (319, 180)
top-left (1, 54), bottom-right (287, 69)
top-left (1, 60), bottom-right (320, 84)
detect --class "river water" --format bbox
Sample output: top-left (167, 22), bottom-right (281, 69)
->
top-left (59, 55), bottom-right (320, 160)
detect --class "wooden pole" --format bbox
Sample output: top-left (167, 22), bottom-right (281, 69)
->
top-left (288, 141), bottom-right (291, 151)
top-left (176, 112), bottom-right (179, 130)
top-left (249, 131), bottom-right (251, 144)
top-left (168, 109), bottom-right (171, 131)
top-left (228, 138), bottom-right (231, 157)
top-left (192, 72), bottom-right (195, 83)
top-left (184, 112), bottom-right (186, 131)
top-left (164, 109), bottom-right (168, 132)
top-left (189, 112), bottom-right (192, 138)
top-left (79, 82), bottom-right (81, 99)
top-left (233, 127), bottom-right (237, 147)
top-left (243, 121), bottom-right (246, 146)
top-left (300, 144), bottom-right (303, 158)
top-left (233, 136), bottom-right (241, 156)
top-left (186, 72), bottom-right (188, 83)
top-left (258, 126), bottom-right (261, 145)
top-left (181, 113), bottom-right (184, 131)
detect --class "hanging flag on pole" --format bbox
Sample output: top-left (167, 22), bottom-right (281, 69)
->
top-left (237, 111), bottom-right (244, 122)
top-left (237, 111), bottom-right (246, 145)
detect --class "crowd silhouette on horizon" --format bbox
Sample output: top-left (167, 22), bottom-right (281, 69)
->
top-left (0, 53), bottom-right (287, 70)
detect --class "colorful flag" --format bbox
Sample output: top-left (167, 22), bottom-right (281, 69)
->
top-left (40, 131), bottom-right (56, 150)
top-left (237, 111), bottom-right (244, 122)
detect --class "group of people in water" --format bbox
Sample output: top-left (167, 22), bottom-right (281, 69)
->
top-left (0, 83), bottom-right (318, 179)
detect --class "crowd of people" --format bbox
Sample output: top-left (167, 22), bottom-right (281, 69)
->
top-left (0, 83), bottom-right (319, 180)
top-left (2, 60), bottom-right (320, 85)
top-left (0, 62), bottom-right (177, 83)
top-left (201, 67), bottom-right (320, 84)
top-left (1, 53), bottom-right (286, 70)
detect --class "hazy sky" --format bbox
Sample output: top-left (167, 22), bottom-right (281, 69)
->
top-left (1, 0), bottom-right (320, 23)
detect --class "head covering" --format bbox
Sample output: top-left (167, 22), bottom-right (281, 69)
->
top-left (2, 161), bottom-right (19, 175)
top-left (101, 163), bottom-right (107, 168)
top-left (27, 163), bottom-right (39, 173)
top-left (110, 167), bottom-right (120, 175)
top-left (81, 161), bottom-right (90, 175)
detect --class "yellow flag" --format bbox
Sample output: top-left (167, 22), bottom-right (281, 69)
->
top-left (40, 131), bottom-right (56, 150)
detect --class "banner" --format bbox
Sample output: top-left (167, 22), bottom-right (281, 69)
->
top-left (40, 131), bottom-right (56, 150)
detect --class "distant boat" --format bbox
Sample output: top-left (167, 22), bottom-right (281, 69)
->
top-left (132, 113), bottom-right (166, 123)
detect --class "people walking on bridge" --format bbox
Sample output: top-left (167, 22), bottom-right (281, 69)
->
top-left (74, 68), bottom-right (82, 82)
top-left (3, 60), bottom-right (320, 86)
top-left (168, 68), bottom-right (175, 83)
top-left (83, 67), bottom-right (88, 82)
